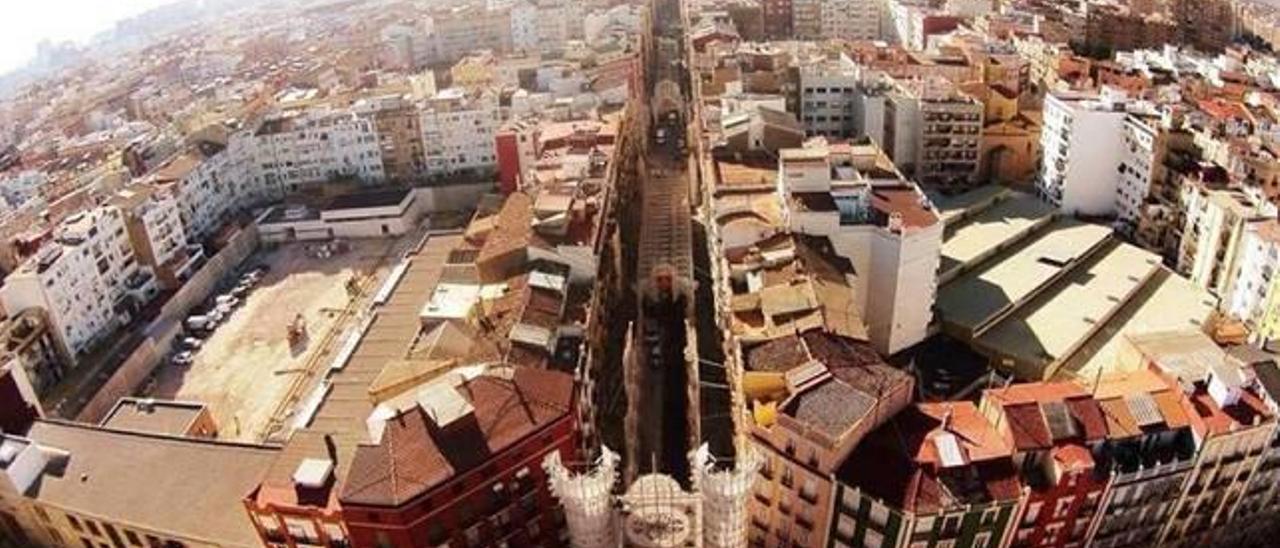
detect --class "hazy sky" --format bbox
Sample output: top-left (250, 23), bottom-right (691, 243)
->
top-left (0, 0), bottom-right (174, 75)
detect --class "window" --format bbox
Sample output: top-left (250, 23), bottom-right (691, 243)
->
top-left (973, 532), bottom-right (992, 548)
top-left (864, 528), bottom-right (884, 548)
top-left (799, 479), bottom-right (819, 503)
top-left (1054, 498), bottom-right (1072, 518)
top-left (869, 502), bottom-right (889, 527)
top-left (375, 532), bottom-right (393, 548)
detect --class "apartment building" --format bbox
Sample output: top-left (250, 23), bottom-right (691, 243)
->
top-left (798, 53), bottom-right (861, 139)
top-left (0, 208), bottom-right (156, 359)
top-left (1087, 370), bottom-right (1198, 548)
top-left (819, 0), bottom-right (879, 42)
top-left (253, 109), bottom-right (385, 194)
top-left (1083, 5), bottom-right (1175, 55)
top-left (736, 237), bottom-right (915, 547)
top-left (0, 309), bottom-right (66, 398)
top-left (337, 366), bottom-right (578, 548)
top-left (510, 0), bottom-right (540, 53)
top-left (495, 119), bottom-right (541, 194)
top-left (148, 146), bottom-right (250, 241)
top-left (533, 0), bottom-right (582, 53)
top-left (1116, 331), bottom-right (1278, 547)
top-left (761, 0), bottom-right (792, 39)
top-left (831, 401), bottom-right (1022, 548)
top-left (430, 5), bottom-right (513, 63)
top-left (1172, 0), bottom-right (1236, 53)
top-left (777, 140), bottom-right (942, 355)
top-left (886, 0), bottom-right (962, 51)
top-left (109, 184), bottom-right (199, 291)
top-left (1177, 185), bottom-right (1269, 297)
top-left (1116, 114), bottom-right (1161, 237)
top-left (791, 0), bottom-right (821, 39)
top-left (907, 77), bottom-right (983, 188)
top-left (1228, 220), bottom-right (1280, 342)
top-left (354, 94), bottom-right (425, 182)
top-left (0, 420), bottom-right (279, 548)
top-left (980, 382), bottom-right (1109, 548)
top-left (420, 88), bottom-right (500, 178)
top-left (1037, 91), bottom-right (1128, 216)
top-left (1125, 121), bottom-right (1200, 258)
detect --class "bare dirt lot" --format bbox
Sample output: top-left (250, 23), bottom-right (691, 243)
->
top-left (149, 238), bottom-right (398, 442)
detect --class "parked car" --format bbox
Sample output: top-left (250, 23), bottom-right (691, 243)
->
top-left (186, 315), bottom-right (213, 331)
top-left (179, 337), bottom-right (203, 350)
top-left (171, 351), bottom-right (195, 366)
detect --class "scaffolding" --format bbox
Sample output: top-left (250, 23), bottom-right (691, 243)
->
top-left (692, 444), bottom-right (761, 548)
top-left (544, 447), bottom-right (621, 548)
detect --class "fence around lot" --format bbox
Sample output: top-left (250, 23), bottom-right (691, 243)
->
top-left (76, 223), bottom-right (261, 423)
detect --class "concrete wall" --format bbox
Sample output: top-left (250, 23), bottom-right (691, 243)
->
top-left (261, 183), bottom-right (491, 243)
top-left (75, 224), bottom-right (260, 423)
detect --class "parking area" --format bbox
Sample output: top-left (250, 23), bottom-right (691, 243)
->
top-left (143, 238), bottom-right (399, 442)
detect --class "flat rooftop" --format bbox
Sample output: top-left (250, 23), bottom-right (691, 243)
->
top-left (1053, 269), bottom-right (1217, 382)
top-left (939, 192), bottom-right (1056, 281)
top-left (254, 234), bottom-right (461, 508)
top-left (931, 184), bottom-right (1012, 226)
top-left (976, 240), bottom-right (1161, 379)
top-left (99, 398), bottom-right (207, 436)
top-left (23, 420), bottom-right (279, 547)
top-left (325, 188), bottom-right (413, 211)
top-left (936, 218), bottom-right (1112, 337)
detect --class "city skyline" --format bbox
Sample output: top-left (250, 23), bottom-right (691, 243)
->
top-left (0, 0), bottom-right (173, 75)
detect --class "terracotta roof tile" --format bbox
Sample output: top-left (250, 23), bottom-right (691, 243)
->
top-left (339, 367), bottom-right (573, 507)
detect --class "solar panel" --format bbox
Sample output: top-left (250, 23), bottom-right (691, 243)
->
top-left (1125, 392), bottom-right (1163, 428)
top-left (1040, 400), bottom-right (1079, 441)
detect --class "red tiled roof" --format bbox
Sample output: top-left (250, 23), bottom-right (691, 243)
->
top-left (476, 192), bottom-right (534, 269)
top-left (1003, 403), bottom-right (1052, 451)
top-left (840, 402), bottom-right (1020, 512)
top-left (339, 367), bottom-right (573, 507)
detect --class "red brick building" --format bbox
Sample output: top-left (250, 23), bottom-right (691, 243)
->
top-left (980, 382), bottom-right (1110, 548)
top-left (338, 366), bottom-right (578, 548)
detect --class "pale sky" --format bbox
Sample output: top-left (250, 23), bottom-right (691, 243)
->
top-left (0, 0), bottom-right (175, 75)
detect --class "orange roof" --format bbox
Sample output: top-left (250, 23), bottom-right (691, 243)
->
top-left (915, 402), bottom-right (1012, 465)
top-left (984, 380), bottom-right (1087, 405)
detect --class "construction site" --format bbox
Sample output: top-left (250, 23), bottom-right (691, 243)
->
top-left (145, 236), bottom-right (407, 442)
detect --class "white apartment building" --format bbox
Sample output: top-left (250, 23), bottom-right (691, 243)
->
top-left (1178, 185), bottom-right (1270, 297)
top-left (799, 53), bottom-right (862, 139)
top-left (820, 0), bottom-right (880, 41)
top-left (0, 208), bottom-right (157, 359)
top-left (420, 88), bottom-right (500, 177)
top-left (510, 1), bottom-right (540, 52)
top-left (777, 140), bottom-right (943, 354)
top-left (149, 146), bottom-right (253, 241)
top-left (1226, 219), bottom-right (1280, 333)
top-left (944, 0), bottom-right (993, 18)
top-left (253, 109), bottom-right (384, 194)
top-left (1038, 91), bottom-right (1128, 216)
top-left (1116, 114), bottom-right (1160, 236)
top-left (534, 0), bottom-right (579, 52)
top-left (110, 185), bottom-right (201, 290)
